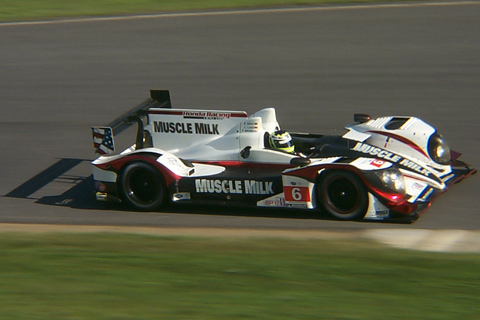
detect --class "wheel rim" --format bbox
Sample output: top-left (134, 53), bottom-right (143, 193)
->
top-left (325, 177), bottom-right (360, 214)
top-left (127, 168), bottom-right (160, 205)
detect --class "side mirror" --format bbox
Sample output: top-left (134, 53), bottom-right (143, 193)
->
top-left (290, 157), bottom-right (311, 167)
top-left (240, 146), bottom-right (251, 159)
top-left (354, 113), bottom-right (371, 123)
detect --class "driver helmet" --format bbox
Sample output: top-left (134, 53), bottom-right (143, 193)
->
top-left (269, 130), bottom-right (295, 153)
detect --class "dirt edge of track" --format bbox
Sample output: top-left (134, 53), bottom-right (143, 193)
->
top-left (1, 223), bottom-right (479, 253)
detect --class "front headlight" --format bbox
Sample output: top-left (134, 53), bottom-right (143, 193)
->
top-left (377, 169), bottom-right (406, 194)
top-left (428, 133), bottom-right (451, 165)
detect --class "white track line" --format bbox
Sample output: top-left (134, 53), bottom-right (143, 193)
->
top-left (1, 1), bottom-right (479, 27)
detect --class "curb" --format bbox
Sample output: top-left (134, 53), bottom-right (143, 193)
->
top-left (363, 229), bottom-right (480, 253)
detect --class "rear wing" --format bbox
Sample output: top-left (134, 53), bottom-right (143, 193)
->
top-left (92, 90), bottom-right (171, 155)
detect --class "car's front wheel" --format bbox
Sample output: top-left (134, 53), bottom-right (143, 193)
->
top-left (118, 162), bottom-right (166, 211)
top-left (317, 170), bottom-right (368, 220)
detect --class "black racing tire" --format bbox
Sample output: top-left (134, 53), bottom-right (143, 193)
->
top-left (118, 162), bottom-right (166, 211)
top-left (317, 170), bottom-right (368, 221)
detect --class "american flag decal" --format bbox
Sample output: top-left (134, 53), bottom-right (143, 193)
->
top-left (92, 126), bottom-right (115, 155)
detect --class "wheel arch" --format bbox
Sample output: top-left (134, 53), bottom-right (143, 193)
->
top-left (314, 167), bottom-right (370, 220)
top-left (314, 165), bottom-right (367, 194)
top-left (112, 150), bottom-right (179, 187)
top-left (116, 157), bottom-right (172, 211)
top-left (116, 158), bottom-right (166, 186)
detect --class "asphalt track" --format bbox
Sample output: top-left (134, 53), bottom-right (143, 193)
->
top-left (0, 1), bottom-right (479, 232)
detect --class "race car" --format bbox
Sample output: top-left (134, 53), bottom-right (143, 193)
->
top-left (91, 90), bottom-right (476, 221)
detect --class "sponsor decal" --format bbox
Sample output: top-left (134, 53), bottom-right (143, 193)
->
top-left (183, 111), bottom-right (232, 120)
top-left (94, 181), bottom-right (106, 192)
top-left (286, 203), bottom-right (308, 208)
top-left (263, 197), bottom-right (286, 207)
top-left (153, 121), bottom-right (219, 135)
top-left (411, 182), bottom-right (426, 191)
top-left (195, 122), bottom-right (220, 135)
top-left (352, 142), bottom-right (430, 176)
top-left (164, 156), bottom-right (184, 168)
top-left (375, 210), bottom-right (390, 218)
top-left (194, 179), bottom-right (274, 195)
top-left (352, 142), bottom-right (402, 163)
top-left (284, 186), bottom-right (311, 202)
top-left (398, 158), bottom-right (430, 176)
top-left (173, 193), bottom-right (191, 201)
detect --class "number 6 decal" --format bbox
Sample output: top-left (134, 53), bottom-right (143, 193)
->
top-left (284, 186), bottom-right (311, 202)
top-left (292, 187), bottom-right (302, 201)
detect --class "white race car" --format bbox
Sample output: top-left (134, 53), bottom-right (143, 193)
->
top-left (91, 90), bottom-right (476, 221)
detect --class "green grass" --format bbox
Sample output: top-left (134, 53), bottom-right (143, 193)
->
top-left (0, 0), bottom-right (415, 22)
top-left (0, 233), bottom-right (479, 319)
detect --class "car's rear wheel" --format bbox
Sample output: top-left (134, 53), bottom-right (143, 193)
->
top-left (119, 162), bottom-right (166, 211)
top-left (317, 170), bottom-right (368, 220)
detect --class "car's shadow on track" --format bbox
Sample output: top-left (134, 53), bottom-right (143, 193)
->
top-left (58, 184), bottom-right (412, 225)
top-left (3, 158), bottom-right (410, 224)
top-left (116, 204), bottom-right (413, 224)
top-left (34, 174), bottom-right (340, 222)
top-left (3, 158), bottom-right (100, 209)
